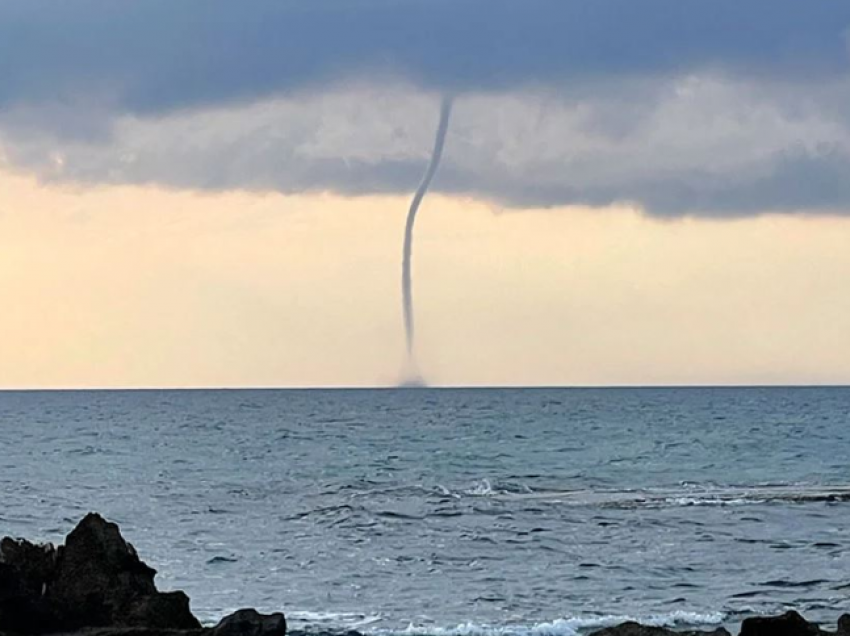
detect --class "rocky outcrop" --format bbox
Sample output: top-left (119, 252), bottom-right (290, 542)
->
top-left (45, 513), bottom-right (197, 631)
top-left (0, 536), bottom-right (58, 598)
top-left (210, 610), bottom-right (286, 636)
top-left (739, 612), bottom-right (826, 636)
top-left (0, 514), bottom-right (283, 636)
top-left (589, 623), bottom-right (731, 636)
top-left (587, 613), bottom-right (850, 636)
top-left (0, 537), bottom-right (58, 634)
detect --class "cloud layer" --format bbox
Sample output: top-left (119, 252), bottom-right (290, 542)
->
top-left (3, 0), bottom-right (850, 111)
top-left (2, 1), bottom-right (850, 215)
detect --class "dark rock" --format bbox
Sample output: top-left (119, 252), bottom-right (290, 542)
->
top-left (0, 537), bottom-right (58, 599)
top-left (48, 513), bottom-right (159, 627)
top-left (0, 538), bottom-right (59, 633)
top-left (589, 622), bottom-right (730, 636)
top-left (1, 513), bottom-right (201, 633)
top-left (0, 514), bottom-right (285, 636)
top-left (123, 591), bottom-right (200, 629)
top-left (690, 629), bottom-right (732, 636)
top-left (837, 615), bottom-right (850, 636)
top-left (740, 612), bottom-right (824, 636)
top-left (1, 561), bottom-right (41, 633)
top-left (211, 609), bottom-right (287, 636)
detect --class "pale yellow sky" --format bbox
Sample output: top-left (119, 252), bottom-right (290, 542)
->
top-left (1, 168), bottom-right (849, 388)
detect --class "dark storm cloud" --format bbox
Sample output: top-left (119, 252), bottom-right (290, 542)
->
top-left (3, 1), bottom-right (850, 216)
top-left (1, 0), bottom-right (849, 113)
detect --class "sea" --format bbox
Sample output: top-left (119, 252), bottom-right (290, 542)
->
top-left (2, 387), bottom-right (849, 635)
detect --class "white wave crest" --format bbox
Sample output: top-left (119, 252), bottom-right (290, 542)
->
top-left (464, 479), bottom-right (497, 496)
top-left (461, 479), bottom-right (535, 497)
top-left (372, 611), bottom-right (725, 636)
top-left (290, 610), bottom-right (383, 628)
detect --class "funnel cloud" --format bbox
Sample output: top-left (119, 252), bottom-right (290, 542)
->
top-left (401, 97), bottom-right (452, 374)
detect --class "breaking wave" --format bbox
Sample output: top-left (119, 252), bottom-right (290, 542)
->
top-left (365, 611), bottom-right (726, 636)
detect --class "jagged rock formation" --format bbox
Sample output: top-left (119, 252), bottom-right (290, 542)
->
top-left (0, 514), bottom-right (285, 636)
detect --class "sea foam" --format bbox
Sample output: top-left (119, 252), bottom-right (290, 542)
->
top-left (376, 611), bottom-right (726, 636)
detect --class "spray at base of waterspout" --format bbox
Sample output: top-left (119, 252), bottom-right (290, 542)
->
top-left (398, 356), bottom-right (427, 388)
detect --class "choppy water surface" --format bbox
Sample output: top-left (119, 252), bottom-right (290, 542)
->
top-left (2, 388), bottom-right (850, 634)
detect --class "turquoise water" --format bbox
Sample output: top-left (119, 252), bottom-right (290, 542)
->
top-left (1, 387), bottom-right (849, 633)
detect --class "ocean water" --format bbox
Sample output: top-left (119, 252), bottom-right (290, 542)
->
top-left (2, 387), bottom-right (850, 634)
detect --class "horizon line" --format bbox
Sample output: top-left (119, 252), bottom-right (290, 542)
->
top-left (1, 383), bottom-right (849, 392)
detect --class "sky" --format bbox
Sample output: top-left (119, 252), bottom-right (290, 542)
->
top-left (2, 0), bottom-right (850, 388)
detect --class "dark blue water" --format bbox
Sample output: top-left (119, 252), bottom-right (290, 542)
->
top-left (2, 388), bottom-right (850, 634)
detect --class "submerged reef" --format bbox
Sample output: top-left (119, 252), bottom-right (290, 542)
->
top-left (1, 514), bottom-right (849, 636)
